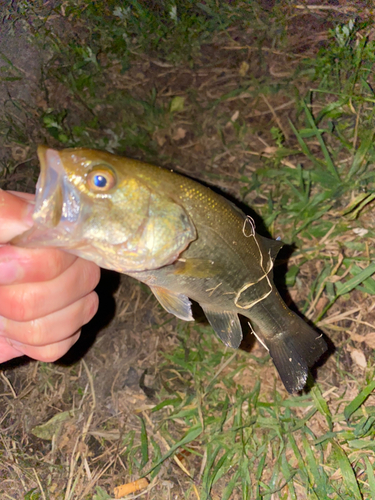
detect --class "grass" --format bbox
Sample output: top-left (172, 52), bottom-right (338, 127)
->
top-left (136, 323), bottom-right (375, 499)
top-left (1, 1), bottom-right (375, 499)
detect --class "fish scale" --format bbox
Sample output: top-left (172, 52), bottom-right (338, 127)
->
top-left (12, 146), bottom-right (328, 393)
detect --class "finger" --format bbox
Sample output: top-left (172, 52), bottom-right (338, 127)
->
top-left (8, 191), bottom-right (35, 201)
top-left (0, 245), bottom-right (77, 285)
top-left (0, 291), bottom-right (99, 347)
top-left (0, 190), bottom-right (34, 242)
top-left (0, 331), bottom-right (82, 364)
top-left (0, 335), bottom-right (27, 362)
top-left (0, 258), bottom-right (101, 322)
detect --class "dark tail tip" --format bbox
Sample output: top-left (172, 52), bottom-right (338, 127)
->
top-left (267, 323), bottom-right (327, 394)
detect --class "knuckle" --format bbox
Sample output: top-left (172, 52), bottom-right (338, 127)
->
top-left (26, 319), bottom-right (46, 346)
top-left (44, 250), bottom-right (69, 278)
top-left (1, 287), bottom-right (30, 322)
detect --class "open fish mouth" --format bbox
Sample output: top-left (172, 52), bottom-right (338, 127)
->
top-left (12, 146), bottom-right (86, 248)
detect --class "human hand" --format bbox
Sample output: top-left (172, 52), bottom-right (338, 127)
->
top-left (0, 190), bottom-right (100, 363)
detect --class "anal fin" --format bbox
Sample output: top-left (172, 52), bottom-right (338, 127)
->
top-left (150, 286), bottom-right (194, 321)
top-left (201, 305), bottom-right (243, 348)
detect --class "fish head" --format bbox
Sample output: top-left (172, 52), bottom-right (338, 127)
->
top-left (12, 146), bottom-right (196, 272)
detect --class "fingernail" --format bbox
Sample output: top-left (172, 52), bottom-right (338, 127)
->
top-left (23, 202), bottom-right (35, 227)
top-left (6, 338), bottom-right (25, 350)
top-left (0, 261), bottom-right (23, 285)
top-left (0, 315), bottom-right (6, 334)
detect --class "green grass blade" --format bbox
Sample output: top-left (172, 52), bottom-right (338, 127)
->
top-left (287, 432), bottom-right (308, 483)
top-left (145, 424), bottom-right (202, 475)
top-left (139, 416), bottom-right (149, 469)
top-left (207, 450), bottom-right (234, 492)
top-left (201, 444), bottom-right (221, 493)
top-left (344, 380), bottom-right (375, 421)
top-left (280, 453), bottom-right (297, 500)
top-left (240, 455), bottom-right (251, 500)
top-left (344, 193), bottom-right (375, 220)
top-left (255, 452), bottom-right (267, 499)
top-left (335, 263), bottom-right (375, 297)
top-left (313, 431), bottom-right (339, 445)
top-left (311, 385), bottom-right (333, 431)
top-left (332, 442), bottom-right (362, 500)
top-left (222, 469), bottom-right (240, 500)
top-left (347, 130), bottom-right (375, 179)
top-left (149, 437), bottom-right (162, 479)
top-left (347, 439), bottom-right (375, 450)
top-left (364, 456), bottom-right (375, 498)
top-left (301, 100), bottom-right (341, 182)
top-left (288, 119), bottom-right (323, 169)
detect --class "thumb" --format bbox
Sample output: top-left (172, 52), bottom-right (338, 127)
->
top-left (0, 190), bottom-right (35, 243)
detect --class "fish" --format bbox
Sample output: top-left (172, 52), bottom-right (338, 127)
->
top-left (12, 146), bottom-right (327, 393)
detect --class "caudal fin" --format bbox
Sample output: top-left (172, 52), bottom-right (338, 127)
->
top-left (254, 315), bottom-right (327, 393)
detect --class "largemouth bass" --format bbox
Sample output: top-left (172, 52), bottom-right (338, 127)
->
top-left (12, 146), bottom-right (327, 393)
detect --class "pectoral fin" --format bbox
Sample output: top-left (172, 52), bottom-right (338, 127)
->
top-left (150, 286), bottom-right (194, 321)
top-left (201, 306), bottom-right (243, 348)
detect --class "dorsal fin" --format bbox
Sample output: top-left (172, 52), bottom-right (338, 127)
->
top-left (257, 235), bottom-right (283, 261)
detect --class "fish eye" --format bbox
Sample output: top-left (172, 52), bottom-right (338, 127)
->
top-left (87, 166), bottom-right (116, 192)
